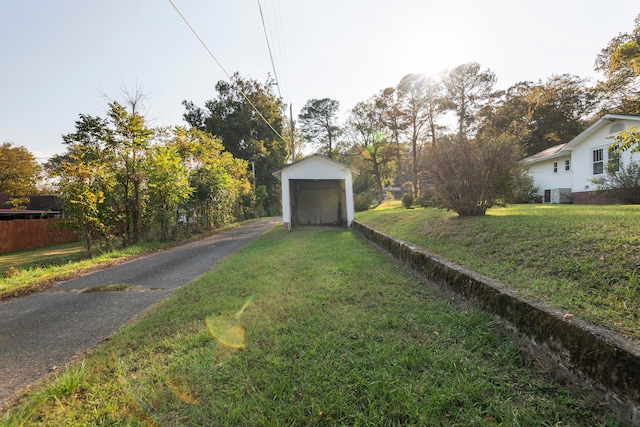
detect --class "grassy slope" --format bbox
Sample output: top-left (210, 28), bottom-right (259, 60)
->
top-left (1, 227), bottom-right (618, 425)
top-left (0, 224), bottom-right (244, 300)
top-left (0, 242), bottom-right (85, 276)
top-left (0, 242), bottom-right (160, 300)
top-left (356, 203), bottom-right (640, 342)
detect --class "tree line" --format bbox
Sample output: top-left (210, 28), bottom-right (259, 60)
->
top-left (1, 15), bottom-right (638, 251)
top-left (298, 15), bottom-right (640, 215)
top-left (2, 76), bottom-right (287, 257)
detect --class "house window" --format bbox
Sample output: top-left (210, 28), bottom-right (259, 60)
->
top-left (564, 159), bottom-right (570, 171)
top-left (608, 148), bottom-right (620, 172)
top-left (593, 149), bottom-right (603, 174)
top-left (553, 162), bottom-right (558, 173)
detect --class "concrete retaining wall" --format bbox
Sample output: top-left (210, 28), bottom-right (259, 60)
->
top-left (354, 220), bottom-right (640, 426)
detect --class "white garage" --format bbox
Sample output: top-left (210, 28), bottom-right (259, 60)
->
top-left (273, 155), bottom-right (358, 231)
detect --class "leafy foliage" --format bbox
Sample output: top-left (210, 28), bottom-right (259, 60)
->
top-left (353, 191), bottom-right (374, 212)
top-left (48, 96), bottom-right (250, 255)
top-left (145, 142), bottom-right (191, 242)
top-left (0, 142), bottom-right (42, 197)
top-left (297, 98), bottom-right (341, 158)
top-left (478, 75), bottom-right (595, 156)
top-left (609, 125), bottom-right (640, 153)
top-left (443, 62), bottom-right (497, 141)
top-left (183, 73), bottom-right (287, 215)
top-left (429, 133), bottom-right (524, 216)
top-left (48, 114), bottom-right (115, 256)
top-left (345, 93), bottom-right (400, 201)
top-left (595, 14), bottom-right (640, 114)
top-left (591, 158), bottom-right (640, 203)
top-left (397, 74), bottom-right (444, 193)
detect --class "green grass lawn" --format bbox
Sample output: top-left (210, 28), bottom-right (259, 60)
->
top-left (1, 227), bottom-right (619, 425)
top-left (0, 241), bottom-right (86, 277)
top-left (356, 203), bottom-right (640, 342)
top-left (0, 224), bottom-right (245, 300)
top-left (0, 241), bottom-right (162, 300)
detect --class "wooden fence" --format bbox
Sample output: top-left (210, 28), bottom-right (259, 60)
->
top-left (0, 219), bottom-right (79, 254)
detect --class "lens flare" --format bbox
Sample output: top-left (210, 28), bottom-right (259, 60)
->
top-left (166, 378), bottom-right (199, 405)
top-left (206, 320), bottom-right (247, 349)
top-left (205, 294), bottom-right (254, 349)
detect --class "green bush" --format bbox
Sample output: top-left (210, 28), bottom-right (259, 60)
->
top-left (401, 181), bottom-right (414, 208)
top-left (417, 187), bottom-right (438, 207)
top-left (429, 135), bottom-right (523, 216)
top-left (402, 192), bottom-right (414, 208)
top-left (354, 191), bottom-right (374, 212)
top-left (512, 171), bottom-right (539, 204)
top-left (591, 160), bottom-right (640, 203)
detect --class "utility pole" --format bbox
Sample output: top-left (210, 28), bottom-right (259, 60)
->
top-left (289, 104), bottom-right (295, 161)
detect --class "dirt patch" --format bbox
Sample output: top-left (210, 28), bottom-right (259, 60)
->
top-left (79, 283), bottom-right (134, 293)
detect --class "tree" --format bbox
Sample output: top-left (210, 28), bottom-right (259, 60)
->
top-left (609, 125), bottom-right (640, 153)
top-left (106, 98), bottom-right (154, 246)
top-left (145, 140), bottom-right (192, 242)
top-left (48, 114), bottom-right (116, 257)
top-left (595, 15), bottom-right (640, 152)
top-left (183, 73), bottom-right (287, 215)
top-left (478, 75), bottom-right (595, 156)
top-left (298, 98), bottom-right (341, 158)
top-left (373, 88), bottom-right (404, 183)
top-left (443, 62), bottom-right (497, 141)
top-left (0, 142), bottom-right (42, 199)
top-left (397, 74), bottom-right (444, 194)
top-left (345, 94), bottom-right (398, 202)
top-left (595, 14), bottom-right (640, 114)
top-left (175, 127), bottom-right (250, 230)
top-left (429, 131), bottom-right (525, 216)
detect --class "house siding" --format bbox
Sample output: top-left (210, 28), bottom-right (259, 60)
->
top-left (569, 120), bottom-right (637, 194)
top-left (527, 155), bottom-right (572, 198)
top-left (521, 115), bottom-right (640, 204)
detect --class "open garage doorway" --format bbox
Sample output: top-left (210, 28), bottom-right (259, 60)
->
top-left (290, 179), bottom-right (346, 227)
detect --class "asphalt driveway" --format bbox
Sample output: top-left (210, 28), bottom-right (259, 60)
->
top-left (0, 217), bottom-right (281, 407)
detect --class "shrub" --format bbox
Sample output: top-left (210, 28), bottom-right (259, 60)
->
top-left (511, 170), bottom-right (539, 204)
top-left (429, 134), bottom-right (523, 216)
top-left (401, 182), bottom-right (414, 208)
top-left (402, 192), bottom-right (414, 208)
top-left (354, 191), bottom-right (374, 212)
top-left (591, 160), bottom-right (640, 203)
top-left (417, 186), bottom-right (437, 207)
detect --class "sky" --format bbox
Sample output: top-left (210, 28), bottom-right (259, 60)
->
top-left (1, 0), bottom-right (639, 161)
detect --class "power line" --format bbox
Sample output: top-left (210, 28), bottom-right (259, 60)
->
top-left (257, 0), bottom-right (281, 99)
top-left (274, 0), bottom-right (291, 100)
top-left (167, 0), bottom-right (287, 143)
top-left (264, 0), bottom-right (290, 103)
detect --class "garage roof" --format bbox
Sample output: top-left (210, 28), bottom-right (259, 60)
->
top-left (273, 154), bottom-right (359, 180)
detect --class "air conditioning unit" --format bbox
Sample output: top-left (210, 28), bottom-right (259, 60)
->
top-left (550, 188), bottom-right (572, 204)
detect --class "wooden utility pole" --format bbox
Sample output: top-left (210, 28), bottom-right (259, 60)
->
top-left (290, 104), bottom-right (295, 160)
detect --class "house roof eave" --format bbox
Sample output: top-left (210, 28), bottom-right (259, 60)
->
top-left (519, 144), bottom-right (568, 165)
top-left (563, 113), bottom-right (640, 150)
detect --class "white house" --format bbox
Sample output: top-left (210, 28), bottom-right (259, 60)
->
top-left (520, 114), bottom-right (640, 204)
top-left (273, 155), bottom-right (358, 231)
